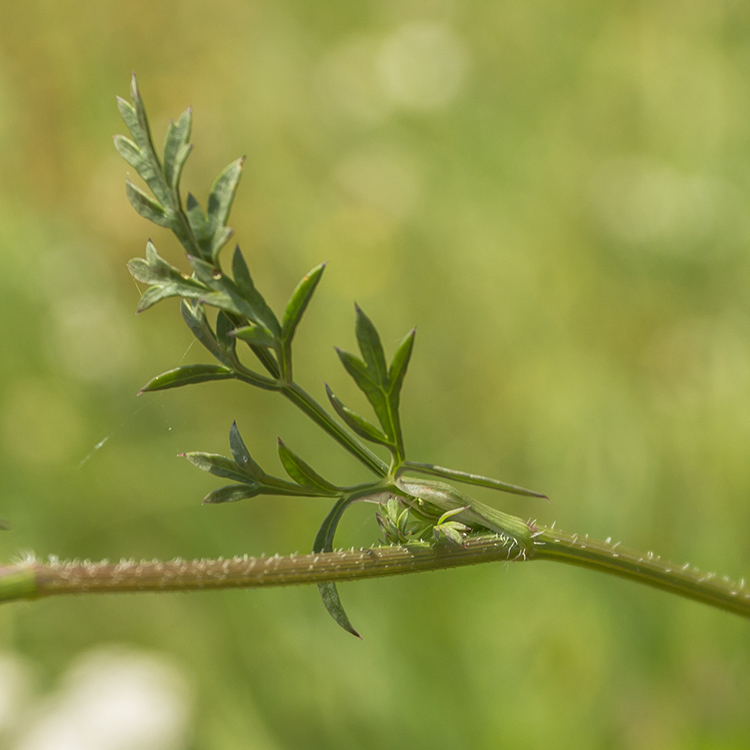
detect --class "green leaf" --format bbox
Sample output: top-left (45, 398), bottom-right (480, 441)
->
top-left (336, 348), bottom-right (391, 440)
top-left (185, 193), bottom-right (212, 257)
top-left (133, 282), bottom-right (204, 312)
top-left (231, 247), bottom-right (281, 336)
top-left (202, 485), bottom-right (262, 504)
top-left (388, 328), bottom-right (416, 409)
top-left (125, 181), bottom-right (172, 227)
top-left (325, 384), bottom-right (392, 446)
top-left (207, 157), bottom-right (244, 261)
top-left (399, 461), bottom-right (547, 499)
top-left (163, 108), bottom-right (192, 190)
top-left (170, 143), bottom-right (193, 194)
top-left (281, 263), bottom-right (326, 343)
top-left (231, 324), bottom-right (277, 348)
top-left (228, 422), bottom-right (265, 481)
top-left (180, 300), bottom-right (230, 364)
top-left (277, 439), bottom-right (340, 496)
top-left (313, 495), bottom-right (363, 638)
top-left (139, 364), bottom-right (234, 393)
top-left (117, 76), bottom-right (171, 207)
top-left (113, 135), bottom-right (148, 173)
top-left (183, 452), bottom-right (252, 483)
top-left (354, 305), bottom-right (388, 384)
top-left (215, 311), bottom-right (239, 361)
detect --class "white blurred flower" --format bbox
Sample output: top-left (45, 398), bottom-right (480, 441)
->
top-left (13, 647), bottom-right (192, 750)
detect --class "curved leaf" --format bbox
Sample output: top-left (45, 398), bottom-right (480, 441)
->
top-left (139, 364), bottom-right (234, 393)
top-left (325, 384), bottom-right (391, 446)
top-left (277, 439), bottom-right (340, 496)
top-left (281, 263), bottom-right (326, 342)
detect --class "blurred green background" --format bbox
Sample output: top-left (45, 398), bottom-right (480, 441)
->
top-left (0, 1), bottom-right (749, 748)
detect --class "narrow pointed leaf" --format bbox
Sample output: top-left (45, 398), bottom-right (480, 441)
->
top-left (281, 263), bottom-right (326, 342)
top-left (277, 439), bottom-right (340, 496)
top-left (400, 461), bottom-right (548, 499)
top-left (125, 181), bottom-right (172, 227)
top-left (354, 305), bottom-right (387, 384)
top-left (325, 384), bottom-right (392, 446)
top-left (388, 328), bottom-right (416, 405)
top-left (139, 364), bottom-right (234, 393)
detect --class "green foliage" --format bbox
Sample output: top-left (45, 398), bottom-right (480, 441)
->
top-left (117, 74), bottom-right (545, 634)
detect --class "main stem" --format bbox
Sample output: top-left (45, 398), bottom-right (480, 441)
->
top-left (1, 527), bottom-right (748, 618)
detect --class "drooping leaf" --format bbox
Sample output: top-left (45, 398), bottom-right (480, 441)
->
top-left (325, 384), bottom-right (391, 446)
top-left (281, 263), bottom-right (326, 343)
top-left (277, 439), bottom-right (340, 496)
top-left (313, 495), bottom-right (363, 638)
top-left (138, 364), bottom-right (235, 393)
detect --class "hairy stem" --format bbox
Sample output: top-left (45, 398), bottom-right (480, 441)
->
top-left (530, 527), bottom-right (750, 618)
top-left (1, 528), bottom-right (747, 619)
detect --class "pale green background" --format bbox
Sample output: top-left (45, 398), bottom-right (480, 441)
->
top-left (0, 1), bottom-right (749, 748)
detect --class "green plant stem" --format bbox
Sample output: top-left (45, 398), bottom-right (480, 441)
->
top-left (0, 528), bottom-right (747, 618)
top-left (531, 527), bottom-right (750, 618)
top-left (281, 382), bottom-right (389, 477)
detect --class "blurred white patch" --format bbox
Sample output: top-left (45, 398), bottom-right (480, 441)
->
top-left (376, 22), bottom-right (469, 110)
top-left (14, 647), bottom-right (192, 750)
top-left (334, 146), bottom-right (423, 220)
top-left (0, 654), bottom-right (35, 737)
top-left (590, 157), bottom-right (736, 253)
